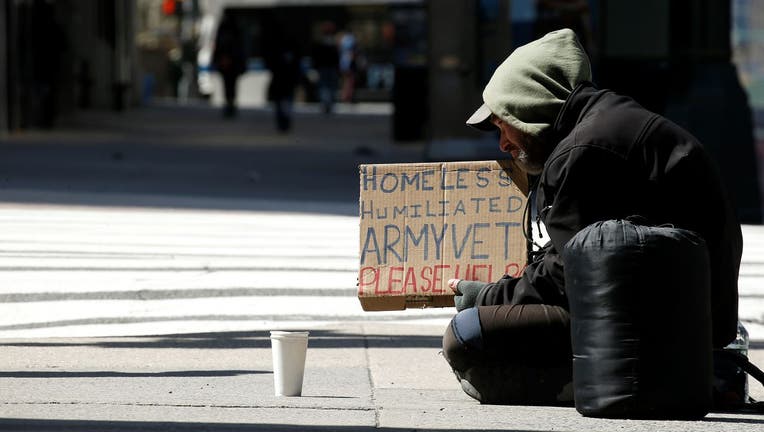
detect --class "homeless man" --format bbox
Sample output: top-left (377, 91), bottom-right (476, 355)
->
top-left (441, 28), bottom-right (742, 405)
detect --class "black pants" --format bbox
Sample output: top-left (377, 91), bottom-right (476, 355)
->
top-left (222, 74), bottom-right (238, 116)
top-left (442, 304), bottom-right (573, 405)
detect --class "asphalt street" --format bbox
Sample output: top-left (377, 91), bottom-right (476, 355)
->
top-left (0, 103), bottom-right (415, 211)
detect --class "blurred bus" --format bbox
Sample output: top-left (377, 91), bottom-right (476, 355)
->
top-left (196, 0), bottom-right (424, 107)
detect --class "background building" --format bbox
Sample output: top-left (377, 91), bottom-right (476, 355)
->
top-left (2, 0), bottom-right (136, 130)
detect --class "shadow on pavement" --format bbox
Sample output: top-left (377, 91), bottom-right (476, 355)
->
top-left (706, 416), bottom-right (764, 424)
top-left (0, 369), bottom-right (265, 378)
top-left (0, 329), bottom-right (444, 350)
top-left (1, 417), bottom-right (763, 432)
top-left (0, 420), bottom-right (560, 432)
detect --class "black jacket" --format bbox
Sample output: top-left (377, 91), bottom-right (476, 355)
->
top-left (477, 83), bottom-right (742, 348)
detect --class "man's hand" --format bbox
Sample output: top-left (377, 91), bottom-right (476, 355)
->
top-left (448, 278), bottom-right (460, 294)
top-left (450, 279), bottom-right (489, 311)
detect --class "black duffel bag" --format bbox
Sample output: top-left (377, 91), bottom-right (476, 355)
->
top-left (562, 219), bottom-right (712, 419)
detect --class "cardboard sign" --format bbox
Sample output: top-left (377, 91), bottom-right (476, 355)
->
top-left (358, 160), bottom-right (529, 311)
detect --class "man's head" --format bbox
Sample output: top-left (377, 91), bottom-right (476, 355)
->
top-left (489, 113), bottom-right (548, 175)
top-left (467, 29), bottom-right (592, 172)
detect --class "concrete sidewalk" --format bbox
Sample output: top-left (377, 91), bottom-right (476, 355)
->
top-left (1, 322), bottom-right (762, 431)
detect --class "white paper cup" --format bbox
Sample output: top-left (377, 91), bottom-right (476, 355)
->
top-left (270, 331), bottom-right (309, 396)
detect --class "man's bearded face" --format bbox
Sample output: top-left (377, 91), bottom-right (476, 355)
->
top-left (491, 116), bottom-right (547, 175)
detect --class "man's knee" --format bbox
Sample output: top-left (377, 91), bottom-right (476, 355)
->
top-left (479, 304), bottom-right (572, 366)
top-left (443, 307), bottom-right (483, 372)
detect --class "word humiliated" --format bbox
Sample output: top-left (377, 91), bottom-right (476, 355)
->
top-left (361, 196), bottom-right (523, 220)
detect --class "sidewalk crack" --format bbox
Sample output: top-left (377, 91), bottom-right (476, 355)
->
top-left (361, 323), bottom-right (381, 428)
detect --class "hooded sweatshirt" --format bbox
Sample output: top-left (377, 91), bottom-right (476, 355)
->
top-left (483, 28), bottom-right (592, 138)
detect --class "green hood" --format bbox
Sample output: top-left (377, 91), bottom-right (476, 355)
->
top-left (477, 28), bottom-right (592, 138)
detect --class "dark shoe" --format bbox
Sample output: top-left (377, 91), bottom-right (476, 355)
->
top-left (453, 363), bottom-right (572, 406)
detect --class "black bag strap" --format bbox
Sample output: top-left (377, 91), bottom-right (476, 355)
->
top-left (730, 351), bottom-right (764, 387)
top-left (714, 350), bottom-right (764, 413)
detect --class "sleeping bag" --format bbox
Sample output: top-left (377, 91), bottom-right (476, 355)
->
top-left (562, 219), bottom-right (712, 419)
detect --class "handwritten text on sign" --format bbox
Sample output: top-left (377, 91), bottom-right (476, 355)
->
top-left (358, 162), bottom-right (528, 298)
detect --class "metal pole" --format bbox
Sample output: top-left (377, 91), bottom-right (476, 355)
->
top-left (0, 1), bottom-right (8, 134)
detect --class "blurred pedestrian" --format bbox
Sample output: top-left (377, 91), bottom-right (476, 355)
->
top-left (213, 12), bottom-right (246, 118)
top-left (32, 2), bottom-right (66, 128)
top-left (339, 32), bottom-right (358, 103)
top-left (265, 37), bottom-right (301, 132)
top-left (167, 48), bottom-right (183, 99)
top-left (311, 22), bottom-right (340, 113)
